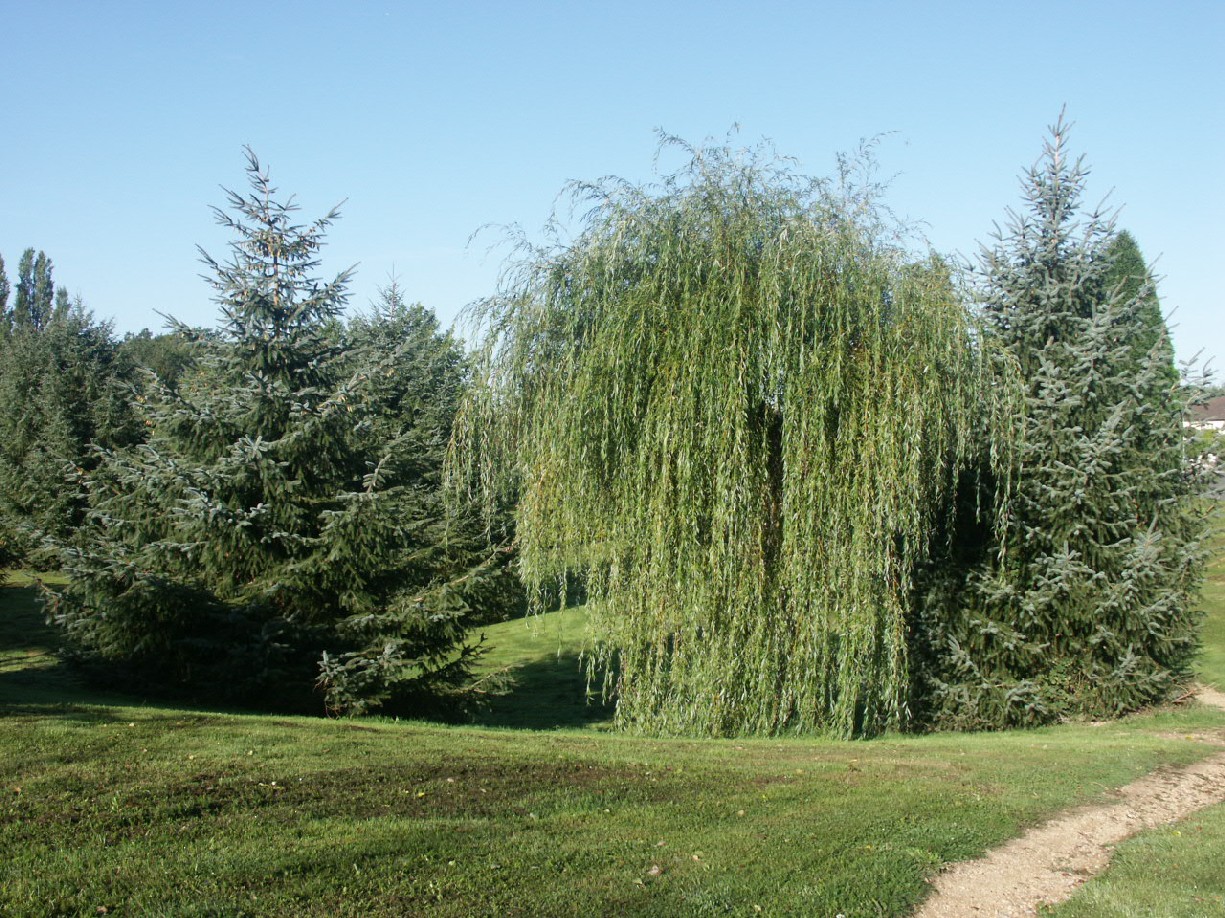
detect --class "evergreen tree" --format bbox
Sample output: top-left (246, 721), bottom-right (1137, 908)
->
top-left (53, 285), bottom-right (70, 323)
top-left (0, 292), bottom-right (138, 564)
top-left (13, 248), bottom-right (54, 330)
top-left (0, 253), bottom-right (10, 335)
top-left (916, 115), bottom-right (1208, 728)
top-left (346, 281), bottom-right (525, 629)
top-left (50, 151), bottom-right (497, 714)
top-left (1104, 230), bottom-right (1179, 388)
top-left (343, 280), bottom-right (464, 443)
top-left (314, 283), bottom-right (515, 712)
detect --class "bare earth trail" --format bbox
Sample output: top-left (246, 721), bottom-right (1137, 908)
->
top-left (915, 687), bottom-right (1225, 917)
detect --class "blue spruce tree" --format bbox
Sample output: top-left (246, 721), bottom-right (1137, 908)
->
top-left (917, 114), bottom-right (1209, 727)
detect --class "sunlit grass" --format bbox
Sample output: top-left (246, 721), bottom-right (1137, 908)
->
top-left (3, 510), bottom-right (1224, 916)
top-left (1048, 803), bottom-right (1225, 917)
top-left (470, 606), bottom-right (613, 730)
top-left (3, 571), bottom-right (1225, 916)
top-left (1197, 520), bottom-right (1225, 689)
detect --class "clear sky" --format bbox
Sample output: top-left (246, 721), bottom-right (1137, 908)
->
top-left (2, 1), bottom-right (1221, 367)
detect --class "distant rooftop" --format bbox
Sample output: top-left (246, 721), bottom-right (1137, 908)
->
top-left (1189, 394), bottom-right (1225, 423)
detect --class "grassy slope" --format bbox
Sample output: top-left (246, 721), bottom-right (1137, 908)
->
top-left (2, 561), bottom-right (1224, 916)
top-left (469, 608), bottom-right (613, 730)
top-left (1049, 518), bottom-right (1225, 918)
top-left (1198, 530), bottom-right (1225, 690)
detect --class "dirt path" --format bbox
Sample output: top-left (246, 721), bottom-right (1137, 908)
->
top-left (914, 686), bottom-right (1225, 918)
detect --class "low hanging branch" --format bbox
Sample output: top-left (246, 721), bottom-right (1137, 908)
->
top-left (450, 137), bottom-right (1011, 738)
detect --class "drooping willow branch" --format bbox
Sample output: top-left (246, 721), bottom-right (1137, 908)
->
top-left (449, 137), bottom-right (1015, 738)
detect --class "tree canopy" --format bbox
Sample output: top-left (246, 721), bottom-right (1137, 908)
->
top-left (14, 125), bottom-right (1210, 736)
top-left (0, 250), bottom-right (138, 565)
top-left (1103, 229), bottom-right (1180, 389)
top-left (915, 116), bottom-right (1207, 727)
top-left (451, 138), bottom-right (1011, 738)
top-left (50, 152), bottom-right (500, 714)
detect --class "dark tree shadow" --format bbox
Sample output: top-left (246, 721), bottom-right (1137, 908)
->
top-left (469, 653), bottom-right (614, 730)
top-left (3, 582), bottom-right (617, 729)
top-left (0, 584), bottom-right (161, 714)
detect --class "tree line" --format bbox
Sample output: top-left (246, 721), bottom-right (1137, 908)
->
top-left (1, 120), bottom-right (1217, 734)
top-left (0, 250), bottom-right (145, 570)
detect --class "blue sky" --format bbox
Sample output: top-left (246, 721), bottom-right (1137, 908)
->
top-left (3, 1), bottom-right (1221, 366)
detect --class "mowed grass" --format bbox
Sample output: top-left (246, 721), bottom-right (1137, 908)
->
top-left (1047, 805), bottom-right (1225, 917)
top-left (1196, 521), bottom-right (1225, 690)
top-left (469, 607), bottom-right (614, 730)
top-left (3, 542), bottom-right (1225, 916)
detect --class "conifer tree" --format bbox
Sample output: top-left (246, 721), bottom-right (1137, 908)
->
top-left (1104, 230), bottom-right (1179, 388)
top-left (53, 286), bottom-right (70, 323)
top-left (13, 248), bottom-right (54, 330)
top-left (314, 282), bottom-right (512, 714)
top-left (916, 115), bottom-right (1207, 728)
top-left (0, 292), bottom-right (137, 563)
top-left (0, 253), bottom-right (10, 335)
top-left (50, 151), bottom-right (496, 713)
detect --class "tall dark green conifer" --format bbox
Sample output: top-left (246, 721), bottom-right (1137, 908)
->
top-left (0, 267), bottom-right (137, 565)
top-left (917, 115), bottom-right (1207, 728)
top-left (51, 151), bottom-right (496, 714)
top-left (1104, 230), bottom-right (1179, 388)
top-left (13, 248), bottom-right (54, 330)
top-left (0, 253), bottom-right (10, 335)
top-left (53, 286), bottom-right (70, 323)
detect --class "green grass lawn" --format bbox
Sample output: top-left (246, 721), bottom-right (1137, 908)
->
top-left (469, 607), bottom-right (614, 730)
top-left (1197, 526), bottom-right (1225, 690)
top-left (1047, 804), bottom-right (1225, 917)
top-left (3, 545), bottom-right (1225, 916)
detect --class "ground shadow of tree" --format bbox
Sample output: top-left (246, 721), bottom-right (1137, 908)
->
top-left (469, 653), bottom-right (614, 730)
top-left (4, 582), bottom-right (617, 728)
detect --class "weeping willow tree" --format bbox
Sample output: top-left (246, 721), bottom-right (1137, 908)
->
top-left (450, 137), bottom-right (1012, 738)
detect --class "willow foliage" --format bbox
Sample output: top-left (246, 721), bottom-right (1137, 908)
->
top-left (451, 138), bottom-right (1009, 738)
